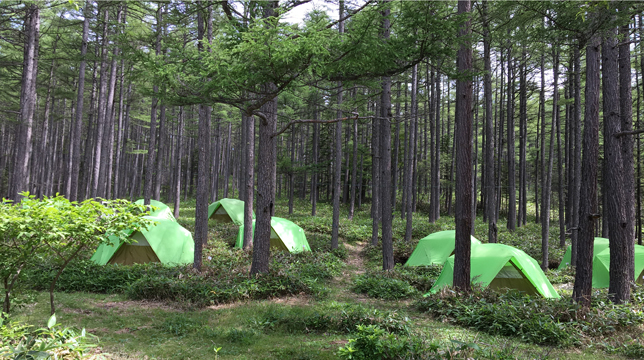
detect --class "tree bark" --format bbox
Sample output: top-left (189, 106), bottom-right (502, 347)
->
top-left (541, 49), bottom-right (559, 271)
top-left (453, 0), bottom-right (473, 292)
top-left (404, 64), bottom-right (418, 243)
top-left (603, 27), bottom-right (630, 303)
top-left (573, 35), bottom-right (601, 307)
top-left (571, 45), bottom-right (582, 266)
top-left (618, 6), bottom-right (635, 284)
top-left (10, 4), bottom-right (39, 202)
top-left (243, 114), bottom-right (255, 249)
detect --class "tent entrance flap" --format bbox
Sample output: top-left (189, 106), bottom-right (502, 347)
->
top-left (211, 205), bottom-right (233, 223)
top-left (108, 242), bottom-right (160, 265)
top-left (488, 260), bottom-right (539, 296)
top-left (269, 228), bottom-right (289, 252)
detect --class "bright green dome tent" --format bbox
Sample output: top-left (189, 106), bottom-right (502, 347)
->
top-left (560, 238), bottom-right (644, 288)
top-left (208, 198), bottom-right (253, 225)
top-left (235, 217), bottom-right (310, 253)
top-left (427, 243), bottom-right (560, 299)
top-left (558, 237), bottom-right (609, 269)
top-left (91, 200), bottom-right (194, 265)
top-left (404, 230), bottom-right (482, 267)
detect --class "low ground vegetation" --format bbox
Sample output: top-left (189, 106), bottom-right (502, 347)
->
top-left (3, 198), bottom-right (641, 359)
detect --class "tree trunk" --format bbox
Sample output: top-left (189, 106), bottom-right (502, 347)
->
top-left (619, 7), bottom-right (635, 284)
top-left (507, 55), bottom-right (516, 231)
top-left (173, 107), bottom-right (183, 218)
top-left (453, 0), bottom-right (473, 292)
top-left (144, 6), bottom-right (162, 204)
top-left (430, 69), bottom-right (441, 223)
top-left (243, 114), bottom-right (255, 249)
top-left (541, 49), bottom-right (559, 271)
top-left (571, 45), bottom-right (582, 266)
top-left (10, 4), bottom-right (39, 201)
top-left (193, 5), bottom-right (211, 272)
top-left (404, 64), bottom-right (418, 243)
top-left (573, 35), bottom-right (601, 306)
top-left (519, 45), bottom-right (527, 227)
top-left (603, 28), bottom-right (630, 304)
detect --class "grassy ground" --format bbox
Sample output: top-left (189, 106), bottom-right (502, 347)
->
top-left (6, 197), bottom-right (629, 359)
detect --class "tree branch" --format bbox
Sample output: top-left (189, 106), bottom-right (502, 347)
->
top-left (614, 128), bottom-right (644, 137)
top-left (272, 113), bottom-right (368, 138)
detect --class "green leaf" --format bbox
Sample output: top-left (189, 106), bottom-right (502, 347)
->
top-left (47, 313), bottom-right (56, 329)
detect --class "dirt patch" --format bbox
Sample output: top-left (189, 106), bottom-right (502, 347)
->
top-left (62, 307), bottom-right (93, 315)
top-left (343, 241), bottom-right (366, 275)
top-left (270, 294), bottom-right (311, 306)
top-left (114, 328), bottom-right (130, 334)
top-left (97, 300), bottom-right (176, 312)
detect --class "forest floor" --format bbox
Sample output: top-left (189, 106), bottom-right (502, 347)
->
top-left (7, 199), bottom-right (629, 360)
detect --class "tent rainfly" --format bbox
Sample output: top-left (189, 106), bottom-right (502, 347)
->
top-left (235, 217), bottom-right (311, 253)
top-left (559, 237), bottom-right (644, 288)
top-left (404, 230), bottom-right (482, 267)
top-left (90, 199), bottom-right (194, 265)
top-left (428, 243), bottom-right (560, 299)
top-left (207, 198), bottom-right (253, 226)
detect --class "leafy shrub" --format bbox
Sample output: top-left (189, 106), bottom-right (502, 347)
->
top-left (416, 288), bottom-right (644, 347)
top-left (23, 259), bottom-right (186, 294)
top-left (605, 340), bottom-right (644, 359)
top-left (352, 274), bottom-right (418, 300)
top-left (255, 302), bottom-right (409, 335)
top-left (0, 314), bottom-right (98, 360)
top-left (337, 325), bottom-right (438, 360)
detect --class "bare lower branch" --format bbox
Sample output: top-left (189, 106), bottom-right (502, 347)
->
top-left (614, 128), bottom-right (644, 137)
top-left (272, 113), bottom-right (366, 138)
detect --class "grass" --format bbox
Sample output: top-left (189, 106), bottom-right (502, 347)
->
top-left (4, 196), bottom-right (633, 359)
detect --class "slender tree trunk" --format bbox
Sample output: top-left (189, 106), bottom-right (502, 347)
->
top-left (173, 107), bottom-right (183, 218)
top-left (311, 117), bottom-right (319, 216)
top-left (243, 114), bottom-right (255, 249)
top-left (571, 45), bottom-right (582, 266)
top-left (331, 0), bottom-right (344, 249)
top-left (10, 4), bottom-right (39, 201)
top-left (519, 45), bottom-right (528, 227)
top-left (91, 7), bottom-right (110, 199)
top-left (507, 55), bottom-right (516, 231)
top-left (404, 64), bottom-right (418, 243)
top-left (453, 0), bottom-right (473, 292)
top-left (430, 69), bottom-right (441, 223)
top-left (349, 115), bottom-right (358, 219)
top-left (541, 49), bottom-right (559, 271)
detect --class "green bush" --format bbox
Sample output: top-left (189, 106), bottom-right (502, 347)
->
top-left (23, 259), bottom-right (186, 294)
top-left (0, 314), bottom-right (98, 360)
top-left (416, 288), bottom-right (644, 347)
top-left (337, 325), bottom-right (438, 360)
top-left (352, 273), bottom-right (418, 300)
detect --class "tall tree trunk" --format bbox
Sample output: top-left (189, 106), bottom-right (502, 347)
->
top-left (311, 116), bottom-right (319, 216)
top-left (519, 45), bottom-right (528, 227)
top-left (571, 45), bottom-right (582, 266)
top-left (173, 107), bottom-right (183, 218)
top-left (331, 0), bottom-right (344, 249)
top-left (430, 69), bottom-right (441, 223)
top-left (507, 55), bottom-right (516, 231)
top-left (144, 5), bottom-right (163, 204)
top-left (541, 49), bottom-right (559, 271)
top-left (453, 0), bottom-right (473, 292)
top-left (391, 82), bottom-right (401, 214)
top-left (404, 64), bottom-right (418, 243)
top-left (349, 114), bottom-right (358, 219)
top-left (573, 35), bottom-right (601, 306)
top-left (603, 27), bottom-right (630, 303)
top-left (250, 1), bottom-right (279, 275)
top-left (193, 4), bottom-right (211, 271)
top-left (91, 7), bottom-right (110, 199)
top-left (243, 114), bottom-right (255, 249)
top-left (379, 2), bottom-right (394, 270)
top-left (10, 4), bottom-right (39, 201)
top-left (619, 7), bottom-right (635, 284)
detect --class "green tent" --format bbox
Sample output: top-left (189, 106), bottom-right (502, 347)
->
top-left (560, 238), bottom-right (644, 288)
top-left (208, 198), bottom-right (253, 225)
top-left (558, 237), bottom-right (609, 269)
top-left (404, 230), bottom-right (482, 267)
top-left (428, 243), bottom-right (560, 299)
top-left (235, 217), bottom-right (311, 253)
top-left (91, 200), bottom-right (194, 265)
